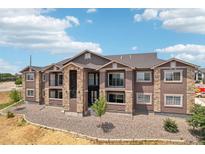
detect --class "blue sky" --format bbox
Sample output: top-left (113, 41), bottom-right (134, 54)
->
top-left (0, 8), bottom-right (205, 73)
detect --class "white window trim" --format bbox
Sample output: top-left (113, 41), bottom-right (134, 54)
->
top-left (164, 94), bottom-right (183, 107)
top-left (136, 93), bottom-right (152, 105)
top-left (26, 89), bottom-right (34, 97)
top-left (26, 72), bottom-right (34, 81)
top-left (107, 72), bottom-right (125, 87)
top-left (164, 70), bottom-right (183, 83)
top-left (136, 71), bottom-right (152, 82)
top-left (107, 92), bottom-right (125, 104)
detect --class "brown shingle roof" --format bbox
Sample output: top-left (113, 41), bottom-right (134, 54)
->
top-left (105, 52), bottom-right (164, 68)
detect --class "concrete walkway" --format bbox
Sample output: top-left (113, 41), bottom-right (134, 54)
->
top-left (5, 103), bottom-right (198, 143)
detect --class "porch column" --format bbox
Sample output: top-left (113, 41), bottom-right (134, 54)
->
top-left (125, 69), bottom-right (134, 114)
top-left (99, 70), bottom-right (106, 98)
top-left (45, 72), bottom-right (49, 105)
top-left (153, 68), bottom-right (161, 112)
top-left (63, 67), bottom-right (69, 110)
top-left (186, 66), bottom-right (195, 114)
top-left (76, 68), bottom-right (84, 114)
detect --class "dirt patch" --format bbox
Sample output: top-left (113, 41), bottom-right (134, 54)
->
top-left (0, 81), bottom-right (21, 92)
top-left (0, 91), bottom-right (11, 104)
top-left (0, 116), bottom-right (91, 145)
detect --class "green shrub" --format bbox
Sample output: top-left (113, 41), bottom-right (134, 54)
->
top-left (91, 97), bottom-right (106, 127)
top-left (17, 118), bottom-right (27, 126)
top-left (7, 111), bottom-right (15, 118)
top-left (91, 96), bottom-right (106, 117)
top-left (187, 104), bottom-right (205, 130)
top-left (9, 90), bottom-right (22, 103)
top-left (163, 118), bottom-right (179, 133)
top-left (15, 77), bottom-right (22, 85)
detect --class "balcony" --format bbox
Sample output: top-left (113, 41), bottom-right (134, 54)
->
top-left (49, 73), bottom-right (63, 88)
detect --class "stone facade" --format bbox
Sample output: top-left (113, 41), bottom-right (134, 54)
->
top-left (99, 70), bottom-right (106, 97)
top-left (76, 68), bottom-right (84, 113)
top-left (35, 71), bottom-right (41, 102)
top-left (63, 64), bottom-right (85, 115)
top-left (22, 73), bottom-right (26, 100)
top-left (153, 68), bottom-right (161, 112)
top-left (186, 66), bottom-right (196, 114)
top-left (125, 70), bottom-right (134, 113)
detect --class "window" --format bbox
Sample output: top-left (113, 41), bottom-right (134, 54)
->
top-left (50, 73), bottom-right (56, 86)
top-left (70, 70), bottom-right (77, 98)
top-left (108, 72), bottom-right (124, 87)
top-left (164, 70), bottom-right (182, 82)
top-left (49, 73), bottom-right (63, 86)
top-left (136, 93), bottom-right (152, 104)
top-left (49, 89), bottom-right (63, 99)
top-left (107, 92), bottom-right (125, 104)
top-left (26, 73), bottom-right (34, 81)
top-left (136, 72), bottom-right (152, 82)
top-left (88, 73), bottom-right (98, 86)
top-left (88, 73), bottom-right (95, 86)
top-left (85, 53), bottom-right (91, 59)
top-left (27, 89), bottom-right (34, 97)
top-left (58, 74), bottom-right (63, 86)
top-left (42, 74), bottom-right (46, 81)
top-left (164, 94), bottom-right (183, 107)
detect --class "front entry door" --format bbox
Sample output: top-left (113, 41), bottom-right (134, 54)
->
top-left (88, 72), bottom-right (99, 107)
top-left (88, 90), bottom-right (99, 107)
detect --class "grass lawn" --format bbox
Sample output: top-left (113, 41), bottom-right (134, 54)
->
top-left (0, 91), bottom-right (11, 105)
top-left (0, 115), bottom-right (92, 144)
top-left (0, 91), bottom-right (15, 110)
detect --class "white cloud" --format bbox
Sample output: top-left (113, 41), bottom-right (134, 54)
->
top-left (155, 44), bottom-right (205, 62)
top-left (0, 9), bottom-right (102, 54)
top-left (86, 8), bottom-right (97, 13)
top-left (134, 9), bottom-right (159, 22)
top-left (66, 16), bottom-right (80, 26)
top-left (0, 58), bottom-right (18, 73)
top-left (131, 46), bottom-right (138, 51)
top-left (134, 9), bottom-right (205, 34)
top-left (86, 19), bottom-right (93, 24)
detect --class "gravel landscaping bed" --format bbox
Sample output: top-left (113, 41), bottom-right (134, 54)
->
top-left (5, 103), bottom-right (198, 144)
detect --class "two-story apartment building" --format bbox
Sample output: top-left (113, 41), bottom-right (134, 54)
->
top-left (20, 50), bottom-right (197, 116)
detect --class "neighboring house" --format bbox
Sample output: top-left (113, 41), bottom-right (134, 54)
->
top-left (195, 68), bottom-right (205, 84)
top-left (20, 50), bottom-right (198, 116)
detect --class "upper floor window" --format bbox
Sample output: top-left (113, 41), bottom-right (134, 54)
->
top-left (164, 70), bottom-right (183, 82)
top-left (26, 73), bottom-right (34, 81)
top-left (136, 71), bottom-right (152, 82)
top-left (108, 72), bottom-right (124, 87)
top-left (88, 73), bottom-right (98, 86)
top-left (164, 94), bottom-right (183, 107)
top-left (58, 74), bottom-right (63, 86)
top-left (85, 53), bottom-right (91, 59)
top-left (42, 74), bottom-right (46, 81)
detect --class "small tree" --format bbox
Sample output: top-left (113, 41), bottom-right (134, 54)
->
top-left (15, 77), bottom-right (22, 85)
top-left (9, 90), bottom-right (22, 103)
top-left (188, 104), bottom-right (205, 130)
top-left (91, 96), bottom-right (106, 127)
top-left (163, 118), bottom-right (179, 133)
